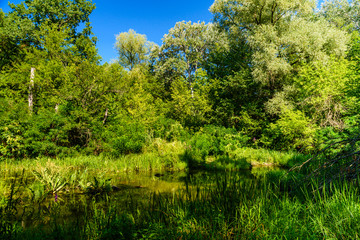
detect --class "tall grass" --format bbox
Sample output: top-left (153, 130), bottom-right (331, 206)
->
top-left (0, 140), bottom-right (187, 176)
top-left (3, 171), bottom-right (360, 239)
top-left (229, 147), bottom-right (309, 168)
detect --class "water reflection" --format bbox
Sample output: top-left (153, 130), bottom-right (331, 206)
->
top-left (4, 168), bottom-right (285, 229)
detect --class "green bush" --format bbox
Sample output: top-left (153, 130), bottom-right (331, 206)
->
top-left (262, 109), bottom-right (317, 152)
top-left (150, 117), bottom-right (189, 141)
top-left (103, 116), bottom-right (147, 156)
top-left (187, 125), bottom-right (249, 157)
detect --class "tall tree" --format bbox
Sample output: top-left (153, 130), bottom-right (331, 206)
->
top-left (210, 0), bottom-right (349, 87)
top-left (115, 29), bottom-right (155, 70)
top-left (0, 8), bottom-right (33, 70)
top-left (154, 21), bottom-right (225, 96)
top-left (320, 0), bottom-right (360, 32)
top-left (3, 0), bottom-right (97, 62)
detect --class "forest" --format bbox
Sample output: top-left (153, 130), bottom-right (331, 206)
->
top-left (1, 0), bottom-right (360, 239)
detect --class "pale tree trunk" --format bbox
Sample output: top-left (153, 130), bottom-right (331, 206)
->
top-left (103, 108), bottom-right (108, 125)
top-left (28, 68), bottom-right (35, 113)
top-left (188, 68), bottom-right (194, 98)
top-left (55, 103), bottom-right (59, 113)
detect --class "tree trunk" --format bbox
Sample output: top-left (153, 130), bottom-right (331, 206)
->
top-left (55, 103), bottom-right (59, 113)
top-left (103, 108), bottom-right (108, 125)
top-left (28, 67), bottom-right (35, 112)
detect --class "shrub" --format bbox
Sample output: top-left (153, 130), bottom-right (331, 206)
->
top-left (262, 109), bottom-right (317, 152)
top-left (103, 116), bottom-right (147, 156)
top-left (149, 117), bottom-right (189, 141)
top-left (187, 125), bottom-right (249, 157)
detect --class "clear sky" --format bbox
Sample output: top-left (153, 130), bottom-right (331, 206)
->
top-left (0, 0), bottom-right (214, 63)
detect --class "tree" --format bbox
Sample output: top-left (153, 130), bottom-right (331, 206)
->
top-left (295, 57), bottom-right (351, 129)
top-left (0, 8), bottom-right (33, 70)
top-left (320, 0), bottom-right (360, 32)
top-left (115, 29), bottom-right (155, 70)
top-left (154, 21), bottom-right (225, 96)
top-left (249, 18), bottom-right (348, 85)
top-left (8, 0), bottom-right (95, 39)
top-left (210, 0), bottom-right (349, 87)
top-left (4, 0), bottom-right (97, 62)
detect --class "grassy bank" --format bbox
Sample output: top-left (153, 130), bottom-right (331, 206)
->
top-left (0, 140), bottom-right (308, 178)
top-left (185, 147), bottom-right (309, 171)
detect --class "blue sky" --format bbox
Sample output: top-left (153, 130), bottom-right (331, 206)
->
top-left (0, 0), bottom-right (214, 63)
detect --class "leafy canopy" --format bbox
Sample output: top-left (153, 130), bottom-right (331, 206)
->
top-left (115, 29), bottom-right (156, 70)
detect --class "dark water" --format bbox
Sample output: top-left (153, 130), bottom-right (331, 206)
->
top-left (4, 167), bottom-right (282, 229)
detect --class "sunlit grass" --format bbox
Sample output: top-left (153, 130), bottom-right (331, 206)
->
top-left (228, 147), bottom-right (309, 168)
top-left (0, 141), bottom-right (187, 176)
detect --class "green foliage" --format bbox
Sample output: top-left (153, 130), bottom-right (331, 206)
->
top-left (263, 109), bottom-right (317, 151)
top-left (207, 69), bottom-right (266, 134)
top-left (188, 125), bottom-right (249, 157)
top-left (8, 0), bottom-right (96, 47)
top-left (80, 176), bottom-right (112, 195)
top-left (167, 78), bottom-right (212, 128)
top-left (103, 115), bottom-right (147, 156)
top-left (154, 21), bottom-right (225, 95)
top-left (0, 105), bottom-right (91, 158)
top-left (180, 125), bottom-right (250, 169)
top-left (294, 57), bottom-right (351, 128)
top-left (0, 8), bottom-right (33, 70)
top-left (32, 168), bottom-right (67, 194)
top-left (229, 147), bottom-right (309, 167)
top-left (211, 0), bottom-right (349, 86)
top-left (149, 117), bottom-right (189, 141)
top-left (320, 0), bottom-right (360, 32)
top-left (115, 29), bottom-right (156, 70)
top-left (0, 0), bottom-right (359, 163)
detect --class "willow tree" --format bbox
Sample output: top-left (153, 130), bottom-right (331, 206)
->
top-left (210, 0), bottom-right (349, 87)
top-left (115, 29), bottom-right (155, 70)
top-left (155, 21), bottom-right (225, 96)
top-left (320, 0), bottom-right (360, 32)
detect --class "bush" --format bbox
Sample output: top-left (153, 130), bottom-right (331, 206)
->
top-left (0, 106), bottom-right (86, 158)
top-left (103, 116), bottom-right (147, 156)
top-left (262, 109), bottom-right (317, 152)
top-left (149, 117), bottom-right (189, 141)
top-left (187, 125), bottom-right (249, 157)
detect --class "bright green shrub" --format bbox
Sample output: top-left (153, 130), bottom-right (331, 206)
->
top-left (181, 125), bottom-right (250, 169)
top-left (103, 115), bottom-right (147, 156)
top-left (149, 117), bottom-right (189, 141)
top-left (0, 102), bottom-right (92, 158)
top-left (187, 125), bottom-right (249, 157)
top-left (263, 109), bottom-right (317, 151)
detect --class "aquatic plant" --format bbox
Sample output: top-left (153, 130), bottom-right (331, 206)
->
top-left (32, 168), bottom-right (67, 195)
top-left (80, 176), bottom-right (112, 195)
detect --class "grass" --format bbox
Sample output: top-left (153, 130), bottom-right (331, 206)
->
top-left (2, 168), bottom-right (360, 239)
top-left (228, 147), bottom-right (310, 168)
top-left (180, 146), bottom-right (309, 171)
top-left (0, 139), bottom-right (187, 175)
top-left (2, 140), bottom-right (341, 239)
